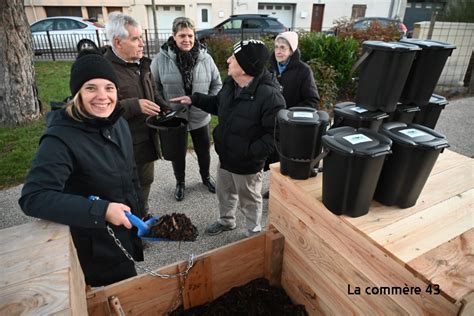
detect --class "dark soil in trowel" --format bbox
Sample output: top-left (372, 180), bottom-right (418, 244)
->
top-left (170, 278), bottom-right (308, 315)
top-left (145, 213), bottom-right (198, 241)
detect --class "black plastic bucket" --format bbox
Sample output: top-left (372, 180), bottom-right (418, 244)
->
top-left (384, 104), bottom-right (420, 124)
top-left (375, 122), bottom-right (449, 208)
top-left (322, 127), bottom-right (392, 217)
top-left (332, 102), bottom-right (389, 131)
top-left (277, 107), bottom-right (330, 180)
top-left (355, 41), bottom-right (421, 112)
top-left (413, 94), bottom-right (448, 129)
top-left (146, 113), bottom-right (188, 161)
top-left (399, 39), bottom-right (456, 106)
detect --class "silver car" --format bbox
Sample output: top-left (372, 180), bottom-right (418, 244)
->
top-left (30, 16), bottom-right (108, 54)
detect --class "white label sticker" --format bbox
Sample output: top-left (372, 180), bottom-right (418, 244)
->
top-left (350, 106), bottom-right (368, 113)
top-left (343, 134), bottom-right (373, 145)
top-left (293, 112), bottom-right (313, 118)
top-left (399, 128), bottom-right (429, 138)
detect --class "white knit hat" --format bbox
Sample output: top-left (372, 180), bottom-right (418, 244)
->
top-left (275, 31), bottom-right (298, 52)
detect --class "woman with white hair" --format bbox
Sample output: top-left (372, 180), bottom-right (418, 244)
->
top-left (263, 31), bottom-right (321, 198)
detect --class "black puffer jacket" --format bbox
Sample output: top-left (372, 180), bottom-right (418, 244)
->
top-left (19, 109), bottom-right (143, 286)
top-left (270, 50), bottom-right (320, 109)
top-left (192, 69), bottom-right (286, 174)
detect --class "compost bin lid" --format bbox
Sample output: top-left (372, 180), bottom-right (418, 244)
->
top-left (400, 38), bottom-right (456, 50)
top-left (334, 102), bottom-right (389, 121)
top-left (322, 126), bottom-right (392, 157)
top-left (428, 94), bottom-right (449, 106)
top-left (395, 104), bottom-right (420, 113)
top-left (362, 40), bottom-right (421, 52)
top-left (380, 122), bottom-right (449, 150)
top-left (278, 107), bottom-right (328, 125)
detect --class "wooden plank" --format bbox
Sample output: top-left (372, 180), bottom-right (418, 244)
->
top-left (0, 221), bottom-right (69, 254)
top-left (87, 234), bottom-right (267, 315)
top-left (68, 236), bottom-right (87, 315)
top-left (370, 189), bottom-right (473, 262)
top-left (408, 229), bottom-right (474, 303)
top-left (264, 229), bottom-right (285, 286)
top-left (1, 236), bottom-right (72, 287)
top-left (0, 271), bottom-right (71, 315)
top-left (269, 170), bottom-right (458, 314)
top-left (271, 197), bottom-right (409, 315)
top-left (345, 160), bottom-right (474, 234)
top-left (183, 256), bottom-right (213, 308)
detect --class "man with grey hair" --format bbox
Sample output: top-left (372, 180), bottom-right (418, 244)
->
top-left (104, 12), bottom-right (168, 216)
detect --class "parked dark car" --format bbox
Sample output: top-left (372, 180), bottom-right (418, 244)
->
top-left (352, 17), bottom-right (408, 38)
top-left (196, 14), bottom-right (287, 42)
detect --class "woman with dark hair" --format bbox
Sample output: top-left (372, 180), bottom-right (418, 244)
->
top-left (151, 17), bottom-right (222, 201)
top-left (19, 50), bottom-right (144, 287)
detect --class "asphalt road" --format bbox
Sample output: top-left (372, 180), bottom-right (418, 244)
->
top-left (0, 96), bottom-right (472, 273)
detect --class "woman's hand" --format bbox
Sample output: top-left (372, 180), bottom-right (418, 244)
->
top-left (170, 96), bottom-right (192, 105)
top-left (105, 202), bottom-right (133, 229)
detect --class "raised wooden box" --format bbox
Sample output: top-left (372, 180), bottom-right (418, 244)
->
top-left (3, 150), bottom-right (472, 315)
top-left (0, 221), bottom-right (87, 315)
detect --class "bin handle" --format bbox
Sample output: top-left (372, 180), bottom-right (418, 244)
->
top-left (273, 117), bottom-right (329, 171)
top-left (350, 48), bottom-right (373, 76)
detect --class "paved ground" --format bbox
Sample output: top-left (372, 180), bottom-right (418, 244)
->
top-left (0, 96), bottom-right (472, 273)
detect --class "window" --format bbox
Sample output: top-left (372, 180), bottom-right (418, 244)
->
top-left (175, 6), bottom-right (182, 11)
top-left (284, 6), bottom-right (291, 10)
top-left (222, 19), bottom-right (242, 30)
top-left (53, 18), bottom-right (87, 31)
top-left (87, 7), bottom-right (102, 21)
top-left (45, 6), bottom-right (82, 17)
top-left (266, 5), bottom-right (273, 10)
top-left (351, 4), bottom-right (367, 19)
top-left (276, 6), bottom-right (282, 10)
top-left (201, 9), bottom-right (208, 23)
top-left (244, 19), bottom-right (263, 29)
top-left (31, 20), bottom-right (54, 32)
top-left (258, 5), bottom-right (264, 10)
top-left (163, 6), bottom-right (170, 11)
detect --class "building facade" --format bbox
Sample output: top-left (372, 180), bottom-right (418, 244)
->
top-left (25, 0), bottom-right (405, 32)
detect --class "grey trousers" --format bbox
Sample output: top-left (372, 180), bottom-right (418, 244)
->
top-left (137, 161), bottom-right (154, 215)
top-left (216, 163), bottom-right (263, 233)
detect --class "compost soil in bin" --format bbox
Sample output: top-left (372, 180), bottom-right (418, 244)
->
top-left (143, 213), bottom-right (198, 241)
top-left (170, 278), bottom-right (307, 316)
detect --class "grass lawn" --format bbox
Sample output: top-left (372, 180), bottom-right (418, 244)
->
top-left (0, 61), bottom-right (220, 189)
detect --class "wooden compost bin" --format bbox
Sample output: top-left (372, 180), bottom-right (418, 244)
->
top-left (1, 150), bottom-right (472, 315)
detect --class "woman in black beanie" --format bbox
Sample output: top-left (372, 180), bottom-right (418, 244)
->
top-left (19, 50), bottom-right (144, 287)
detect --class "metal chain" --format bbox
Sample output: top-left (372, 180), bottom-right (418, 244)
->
top-left (106, 225), bottom-right (194, 279)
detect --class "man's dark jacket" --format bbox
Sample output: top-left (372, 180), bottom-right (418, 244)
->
top-left (270, 49), bottom-right (320, 109)
top-left (104, 47), bottom-right (167, 164)
top-left (191, 69), bottom-right (286, 174)
top-left (19, 109), bottom-right (143, 286)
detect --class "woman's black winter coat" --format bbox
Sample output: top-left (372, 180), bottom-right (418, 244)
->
top-left (191, 69), bottom-right (286, 174)
top-left (270, 49), bottom-right (320, 109)
top-left (19, 109), bottom-right (143, 286)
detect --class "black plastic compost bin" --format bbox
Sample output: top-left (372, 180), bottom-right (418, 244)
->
top-left (322, 127), bottom-right (392, 217)
top-left (146, 113), bottom-right (188, 161)
top-left (332, 102), bottom-right (389, 131)
top-left (399, 39), bottom-right (456, 106)
top-left (374, 122), bottom-right (449, 208)
top-left (278, 107), bottom-right (330, 180)
top-left (413, 94), bottom-right (449, 129)
top-left (384, 104), bottom-right (420, 124)
top-left (355, 41), bottom-right (421, 112)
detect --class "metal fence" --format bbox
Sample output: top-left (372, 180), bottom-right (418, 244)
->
top-left (32, 29), bottom-right (273, 61)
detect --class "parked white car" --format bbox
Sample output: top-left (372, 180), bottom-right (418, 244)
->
top-left (30, 16), bottom-right (108, 54)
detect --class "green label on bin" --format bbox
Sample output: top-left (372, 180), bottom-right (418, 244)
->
top-left (350, 106), bottom-right (368, 113)
top-left (399, 128), bottom-right (429, 138)
top-left (343, 134), bottom-right (372, 145)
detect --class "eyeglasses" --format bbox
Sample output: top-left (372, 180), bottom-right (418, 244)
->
top-left (274, 45), bottom-right (290, 52)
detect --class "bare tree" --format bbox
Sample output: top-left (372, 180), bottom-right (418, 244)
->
top-left (0, 0), bottom-right (40, 125)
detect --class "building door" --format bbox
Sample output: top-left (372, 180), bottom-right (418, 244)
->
top-left (310, 4), bottom-right (324, 32)
top-left (351, 5), bottom-right (367, 19)
top-left (197, 4), bottom-right (212, 30)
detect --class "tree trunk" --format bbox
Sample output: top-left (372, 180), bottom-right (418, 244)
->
top-left (0, 1), bottom-right (41, 125)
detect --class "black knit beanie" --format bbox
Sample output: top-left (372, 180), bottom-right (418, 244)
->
top-left (69, 49), bottom-right (119, 96)
top-left (233, 40), bottom-right (270, 77)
